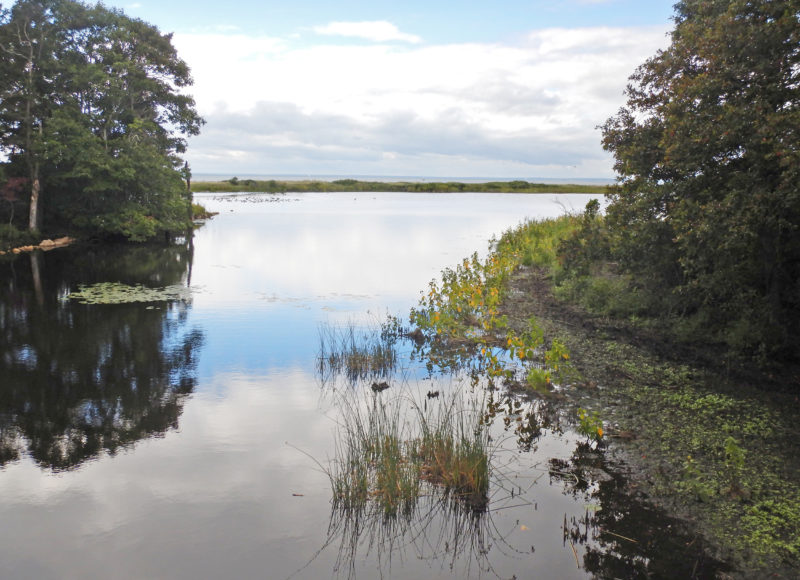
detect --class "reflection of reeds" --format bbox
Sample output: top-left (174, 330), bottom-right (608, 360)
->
top-left (318, 322), bottom-right (398, 385)
top-left (322, 491), bottom-right (494, 580)
top-left (317, 388), bottom-right (496, 579)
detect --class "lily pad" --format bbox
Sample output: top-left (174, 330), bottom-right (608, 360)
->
top-left (66, 282), bottom-right (191, 305)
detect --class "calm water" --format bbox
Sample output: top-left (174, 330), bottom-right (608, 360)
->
top-left (0, 192), bottom-right (719, 579)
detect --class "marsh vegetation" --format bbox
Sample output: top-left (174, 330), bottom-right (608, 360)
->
top-left (191, 178), bottom-right (608, 195)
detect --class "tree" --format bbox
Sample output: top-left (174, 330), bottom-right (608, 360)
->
top-left (0, 0), bottom-right (203, 239)
top-left (600, 0), bottom-right (800, 359)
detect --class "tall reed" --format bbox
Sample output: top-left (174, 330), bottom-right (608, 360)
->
top-left (318, 321), bottom-right (398, 385)
top-left (327, 388), bottom-right (490, 518)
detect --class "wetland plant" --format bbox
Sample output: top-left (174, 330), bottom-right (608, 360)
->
top-left (318, 321), bottom-right (399, 385)
top-left (327, 388), bottom-right (490, 518)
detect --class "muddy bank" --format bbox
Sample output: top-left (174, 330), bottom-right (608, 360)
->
top-left (499, 265), bottom-right (800, 579)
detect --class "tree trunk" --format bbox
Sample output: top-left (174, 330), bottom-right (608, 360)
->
top-left (28, 172), bottom-right (40, 231)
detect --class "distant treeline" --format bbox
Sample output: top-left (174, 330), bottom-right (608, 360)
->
top-left (191, 178), bottom-right (609, 194)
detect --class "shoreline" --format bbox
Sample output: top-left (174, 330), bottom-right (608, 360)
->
top-left (498, 264), bottom-right (799, 578)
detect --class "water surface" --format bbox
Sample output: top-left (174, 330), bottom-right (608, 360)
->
top-left (0, 192), bottom-right (707, 579)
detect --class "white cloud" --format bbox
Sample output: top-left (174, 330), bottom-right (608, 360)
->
top-left (174, 25), bottom-right (670, 177)
top-left (312, 20), bottom-right (423, 44)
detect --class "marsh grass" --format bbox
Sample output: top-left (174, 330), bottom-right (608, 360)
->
top-left (328, 389), bottom-right (490, 519)
top-left (495, 214), bottom-right (582, 270)
top-left (318, 322), bottom-right (399, 385)
top-left (411, 396), bottom-right (490, 508)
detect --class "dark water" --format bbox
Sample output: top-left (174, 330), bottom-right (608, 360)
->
top-left (0, 192), bottom-right (723, 579)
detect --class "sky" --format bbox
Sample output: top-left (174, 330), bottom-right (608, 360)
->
top-left (112, 1), bottom-right (676, 178)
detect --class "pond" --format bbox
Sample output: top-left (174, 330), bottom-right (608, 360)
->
top-left (0, 192), bottom-right (719, 579)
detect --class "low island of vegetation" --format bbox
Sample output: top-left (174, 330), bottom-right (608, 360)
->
top-left (190, 177), bottom-right (609, 195)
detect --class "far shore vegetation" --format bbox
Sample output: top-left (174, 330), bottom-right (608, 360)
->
top-left (191, 177), bottom-right (609, 195)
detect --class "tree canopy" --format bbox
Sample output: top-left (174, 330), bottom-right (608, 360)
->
top-left (0, 0), bottom-right (203, 240)
top-left (600, 0), bottom-right (799, 359)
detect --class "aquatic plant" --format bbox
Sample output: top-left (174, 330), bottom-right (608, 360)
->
top-left (327, 389), bottom-right (490, 518)
top-left (409, 242), bottom-right (576, 392)
top-left (317, 322), bottom-right (399, 385)
top-left (66, 282), bottom-right (191, 304)
top-left (576, 408), bottom-right (604, 443)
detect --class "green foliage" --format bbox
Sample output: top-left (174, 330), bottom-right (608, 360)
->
top-left (556, 199), bottom-right (611, 278)
top-left (409, 232), bottom-right (576, 391)
top-left (0, 223), bottom-right (39, 250)
top-left (495, 214), bottom-right (581, 270)
top-left (0, 0), bottom-right (203, 239)
top-left (741, 496), bottom-right (800, 562)
top-left (576, 408), bottom-right (604, 442)
top-left (599, 0), bottom-right (800, 361)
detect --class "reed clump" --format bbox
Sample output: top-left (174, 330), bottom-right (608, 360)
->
top-left (318, 322), bottom-right (398, 384)
top-left (329, 390), bottom-right (490, 517)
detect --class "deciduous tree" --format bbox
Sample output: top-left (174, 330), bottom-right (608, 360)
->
top-left (0, 0), bottom-right (203, 239)
top-left (600, 0), bottom-right (800, 358)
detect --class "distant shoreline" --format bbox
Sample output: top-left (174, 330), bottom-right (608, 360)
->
top-left (190, 178), bottom-right (610, 195)
top-left (192, 173), bottom-right (614, 186)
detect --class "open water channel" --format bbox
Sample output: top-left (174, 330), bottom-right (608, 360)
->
top-left (0, 192), bottom-right (718, 579)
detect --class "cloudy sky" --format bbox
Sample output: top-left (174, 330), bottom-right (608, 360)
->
top-left (116, 0), bottom-right (676, 179)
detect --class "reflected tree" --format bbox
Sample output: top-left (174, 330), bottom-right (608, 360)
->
top-left (551, 443), bottom-right (731, 579)
top-left (0, 238), bottom-right (203, 470)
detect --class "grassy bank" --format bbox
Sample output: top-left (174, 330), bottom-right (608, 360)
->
top-left (191, 178), bottom-right (608, 194)
top-left (489, 216), bottom-right (800, 577)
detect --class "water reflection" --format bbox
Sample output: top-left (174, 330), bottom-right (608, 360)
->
top-left (551, 442), bottom-right (731, 579)
top-left (0, 192), bottom-right (712, 580)
top-left (316, 493), bottom-right (505, 580)
top-left (0, 241), bottom-right (203, 470)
